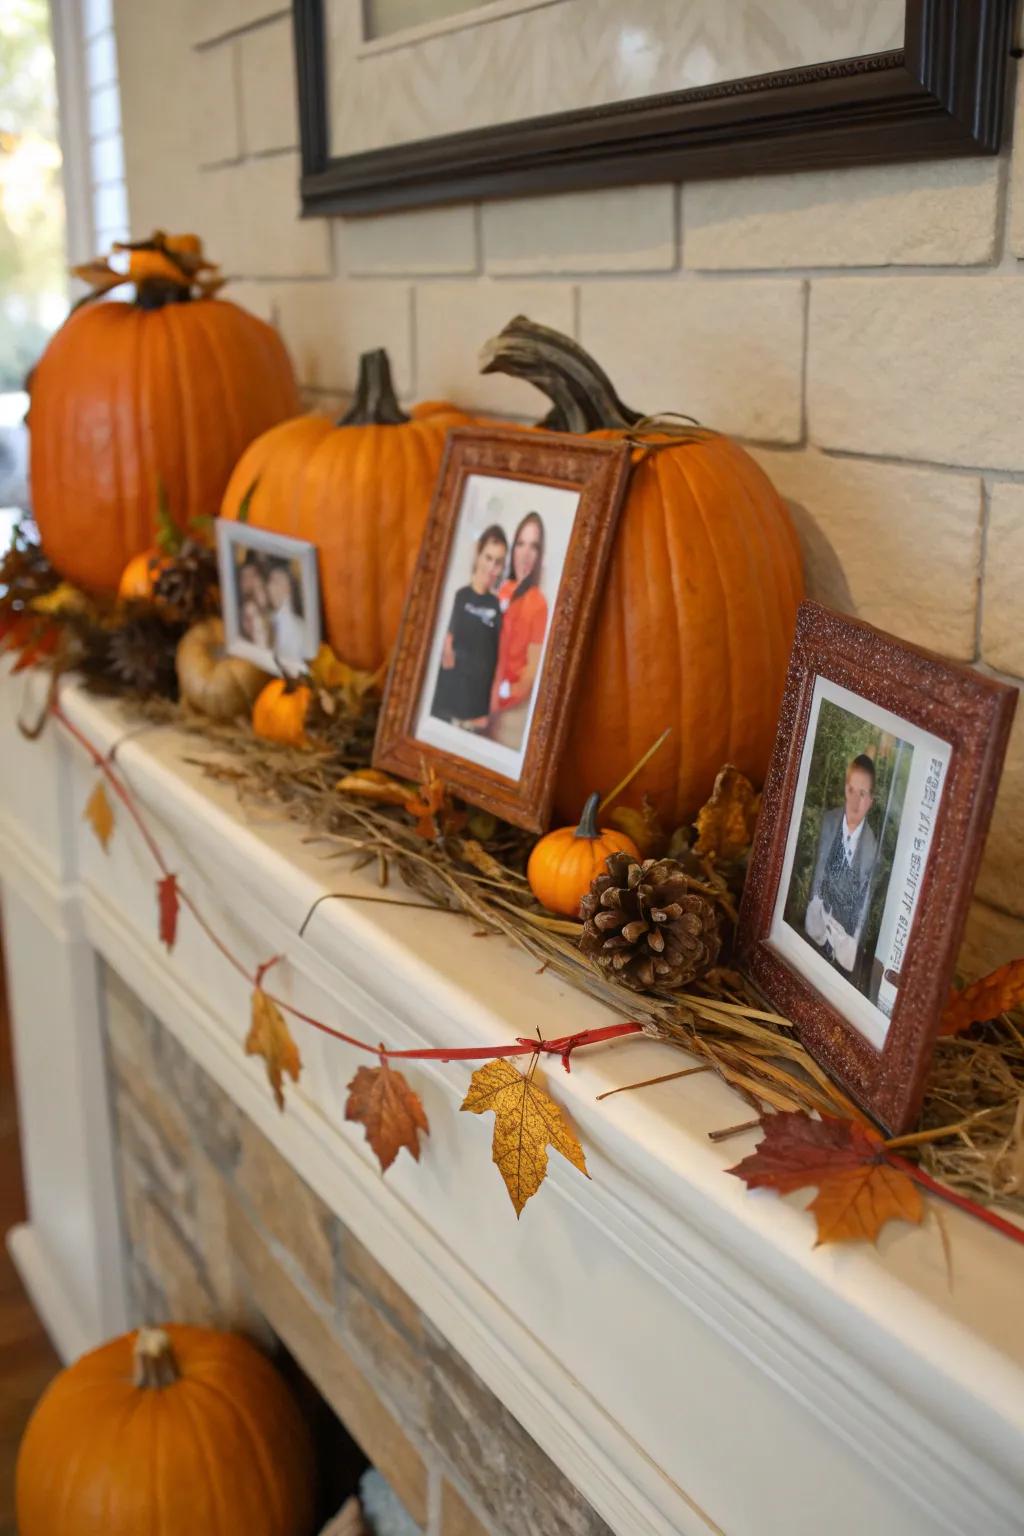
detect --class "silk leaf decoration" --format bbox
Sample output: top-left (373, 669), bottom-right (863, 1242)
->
top-left (693, 763), bottom-right (761, 863)
top-left (246, 988), bottom-right (302, 1110)
top-left (84, 780), bottom-right (115, 851)
top-left (345, 1059), bottom-right (429, 1172)
top-left (940, 958), bottom-right (1024, 1036)
top-left (157, 873), bottom-right (180, 951)
top-left (461, 1059), bottom-right (589, 1217)
top-left (727, 1112), bottom-right (923, 1246)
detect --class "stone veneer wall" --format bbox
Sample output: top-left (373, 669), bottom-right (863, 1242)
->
top-left (103, 967), bottom-right (611, 1536)
top-left (108, 3), bottom-right (1024, 973)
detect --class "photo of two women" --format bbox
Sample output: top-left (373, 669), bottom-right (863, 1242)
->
top-left (235, 549), bottom-right (307, 664)
top-left (429, 506), bottom-right (551, 755)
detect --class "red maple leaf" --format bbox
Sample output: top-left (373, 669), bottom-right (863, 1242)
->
top-left (727, 1111), bottom-right (923, 1245)
top-left (157, 874), bottom-right (180, 951)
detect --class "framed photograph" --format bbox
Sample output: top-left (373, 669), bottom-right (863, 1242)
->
top-left (294, 2), bottom-right (1010, 216)
top-left (738, 601), bottom-right (1017, 1134)
top-left (215, 519), bottom-right (322, 676)
top-left (374, 426), bottom-right (631, 831)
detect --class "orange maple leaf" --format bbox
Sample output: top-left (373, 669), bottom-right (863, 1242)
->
top-left (345, 1059), bottom-right (429, 1172)
top-left (727, 1111), bottom-right (923, 1246)
top-left (940, 958), bottom-right (1024, 1036)
top-left (404, 766), bottom-right (465, 840)
top-left (245, 988), bottom-right (301, 1111)
top-left (84, 780), bottom-right (115, 851)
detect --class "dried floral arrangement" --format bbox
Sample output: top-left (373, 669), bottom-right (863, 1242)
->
top-left (2, 523), bottom-right (1023, 1247)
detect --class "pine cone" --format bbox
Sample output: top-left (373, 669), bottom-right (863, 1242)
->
top-left (103, 612), bottom-right (182, 698)
top-left (152, 540), bottom-right (219, 623)
top-left (579, 851), bottom-right (722, 992)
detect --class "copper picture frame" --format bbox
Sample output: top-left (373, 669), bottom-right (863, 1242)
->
top-left (374, 426), bottom-right (631, 833)
top-left (737, 601), bottom-right (1017, 1134)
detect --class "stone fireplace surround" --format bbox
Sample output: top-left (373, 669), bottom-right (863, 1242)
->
top-left (1, 663), bottom-right (1023, 1536)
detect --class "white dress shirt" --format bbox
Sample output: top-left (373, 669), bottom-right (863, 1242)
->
top-left (842, 815), bottom-right (865, 867)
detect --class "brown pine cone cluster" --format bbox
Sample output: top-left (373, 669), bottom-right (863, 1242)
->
top-left (152, 539), bottom-right (219, 623)
top-left (579, 851), bottom-right (722, 992)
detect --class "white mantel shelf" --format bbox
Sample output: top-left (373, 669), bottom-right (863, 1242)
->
top-left (1, 662), bottom-right (1022, 1536)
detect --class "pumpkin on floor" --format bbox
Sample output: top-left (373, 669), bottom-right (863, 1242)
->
top-left (16, 1325), bottom-right (317, 1536)
top-left (480, 317), bottom-right (804, 828)
top-left (29, 231), bottom-right (299, 595)
top-left (220, 348), bottom-right (471, 672)
top-left (527, 792), bottom-right (640, 917)
top-left (177, 616), bottom-right (269, 718)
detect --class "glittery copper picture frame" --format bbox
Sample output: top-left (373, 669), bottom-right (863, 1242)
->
top-left (737, 601), bottom-right (1017, 1134)
top-left (374, 427), bottom-right (631, 834)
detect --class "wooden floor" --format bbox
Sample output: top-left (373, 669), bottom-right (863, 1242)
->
top-left (0, 936), bottom-right (61, 1533)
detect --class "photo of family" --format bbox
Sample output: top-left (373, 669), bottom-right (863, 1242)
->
top-left (769, 678), bottom-right (951, 1051)
top-left (413, 472), bottom-right (580, 780)
top-left (216, 520), bottom-right (321, 676)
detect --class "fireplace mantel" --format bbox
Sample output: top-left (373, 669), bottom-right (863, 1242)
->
top-left (1, 662), bottom-right (1022, 1536)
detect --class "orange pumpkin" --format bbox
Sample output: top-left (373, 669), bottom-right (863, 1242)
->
top-left (527, 793), bottom-right (639, 917)
top-left (481, 318), bottom-right (804, 828)
top-left (118, 547), bottom-right (168, 601)
top-left (253, 678), bottom-right (313, 747)
top-left (29, 231), bottom-right (299, 594)
top-left (16, 1325), bottom-right (317, 1536)
top-left (221, 348), bottom-right (470, 672)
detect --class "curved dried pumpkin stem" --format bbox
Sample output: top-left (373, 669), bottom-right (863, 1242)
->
top-left (133, 1327), bottom-right (180, 1389)
top-left (338, 349), bottom-right (410, 427)
top-left (479, 315), bottom-right (644, 433)
top-left (574, 791), bottom-right (601, 839)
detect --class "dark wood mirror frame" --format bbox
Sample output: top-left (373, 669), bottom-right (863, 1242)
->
top-left (295, 0), bottom-right (1013, 217)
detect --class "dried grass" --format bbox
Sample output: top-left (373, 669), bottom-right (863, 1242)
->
top-left (131, 696), bottom-right (1024, 1216)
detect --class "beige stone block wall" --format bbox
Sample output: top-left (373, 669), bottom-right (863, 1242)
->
top-left (110, 1), bottom-right (1024, 965)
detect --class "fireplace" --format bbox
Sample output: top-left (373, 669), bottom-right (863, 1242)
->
top-left (2, 669), bottom-right (1023, 1536)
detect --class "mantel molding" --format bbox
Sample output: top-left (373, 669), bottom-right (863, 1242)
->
top-left (1, 669), bottom-right (1022, 1536)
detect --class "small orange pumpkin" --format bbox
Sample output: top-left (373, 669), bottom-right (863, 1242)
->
top-left (527, 792), bottom-right (640, 917)
top-left (253, 678), bottom-right (313, 747)
top-left (118, 547), bottom-right (168, 601)
top-left (16, 1325), bottom-right (317, 1536)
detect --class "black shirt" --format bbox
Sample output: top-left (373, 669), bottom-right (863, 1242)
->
top-left (430, 585), bottom-right (502, 723)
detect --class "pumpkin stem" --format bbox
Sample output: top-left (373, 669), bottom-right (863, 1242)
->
top-left (575, 791), bottom-right (601, 839)
top-left (338, 349), bottom-right (410, 427)
top-left (479, 316), bottom-right (644, 434)
top-left (133, 1327), bottom-right (180, 1389)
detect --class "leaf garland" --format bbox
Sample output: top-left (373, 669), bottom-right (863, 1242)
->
top-left (157, 873), bottom-right (180, 951)
top-left (84, 780), bottom-right (115, 851)
top-left (727, 1112), bottom-right (923, 1246)
top-left (461, 1058), bottom-right (589, 1217)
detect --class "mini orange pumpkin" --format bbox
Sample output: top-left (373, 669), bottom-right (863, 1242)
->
top-left (118, 547), bottom-right (168, 601)
top-left (527, 792), bottom-right (639, 917)
top-left (253, 678), bottom-right (313, 747)
top-left (16, 1325), bottom-right (316, 1536)
top-left (221, 348), bottom-right (471, 672)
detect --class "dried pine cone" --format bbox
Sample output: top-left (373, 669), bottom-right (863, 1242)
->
top-left (152, 539), bottom-right (219, 623)
top-left (579, 851), bottom-right (721, 992)
top-left (103, 612), bottom-right (183, 698)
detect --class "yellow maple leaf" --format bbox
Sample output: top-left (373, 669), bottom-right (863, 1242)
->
top-left (84, 780), bottom-right (115, 852)
top-left (245, 988), bottom-right (301, 1111)
top-left (461, 1058), bottom-right (589, 1217)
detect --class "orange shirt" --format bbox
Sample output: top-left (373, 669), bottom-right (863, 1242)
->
top-left (492, 581), bottom-right (548, 709)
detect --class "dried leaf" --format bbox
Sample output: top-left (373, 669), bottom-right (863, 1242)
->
top-left (70, 258), bottom-right (124, 293)
top-left (727, 1111), bottom-right (923, 1245)
top-left (336, 768), bottom-right (413, 807)
top-left (84, 780), bottom-right (115, 851)
top-left (461, 1059), bottom-right (589, 1217)
top-left (157, 873), bottom-right (180, 951)
top-left (405, 766), bottom-right (465, 840)
top-left (455, 838), bottom-right (506, 881)
top-left (608, 796), bottom-right (664, 857)
top-left (246, 988), bottom-right (302, 1111)
top-left (30, 581), bottom-right (90, 617)
top-left (309, 644), bottom-right (386, 714)
top-left (345, 1059), bottom-right (429, 1172)
top-left (940, 958), bottom-right (1024, 1036)
top-left (693, 764), bottom-right (761, 864)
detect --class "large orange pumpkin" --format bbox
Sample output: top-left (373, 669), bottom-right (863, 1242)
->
top-left (480, 317), bottom-right (804, 829)
top-left (16, 1325), bottom-right (317, 1536)
top-left (29, 232), bottom-right (300, 593)
top-left (221, 348), bottom-right (470, 672)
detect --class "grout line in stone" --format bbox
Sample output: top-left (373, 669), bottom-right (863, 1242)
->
top-left (974, 481), bottom-right (991, 665)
